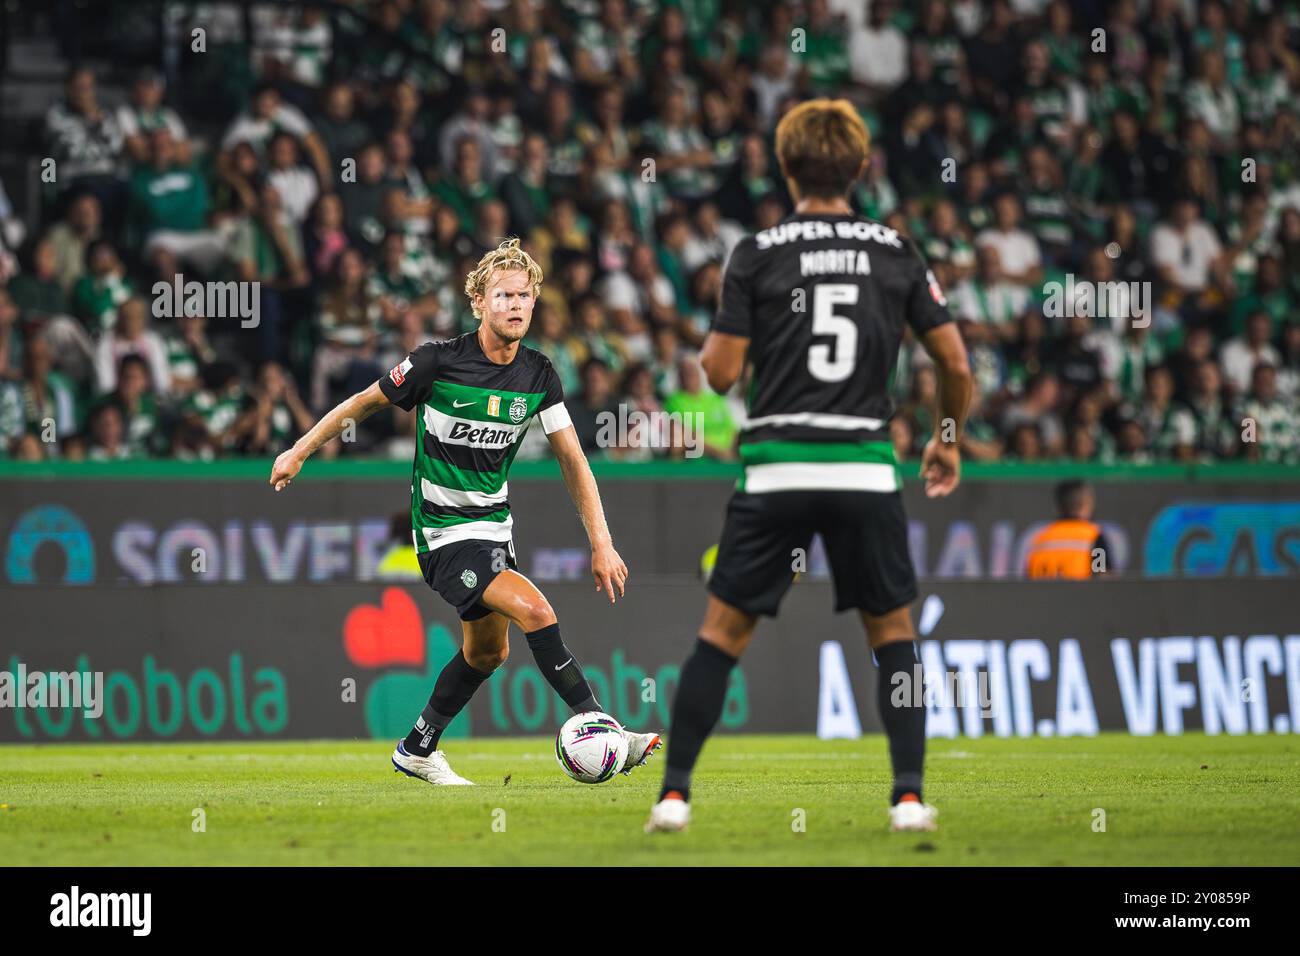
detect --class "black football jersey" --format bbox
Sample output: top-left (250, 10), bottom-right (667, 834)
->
top-left (712, 213), bottom-right (952, 492)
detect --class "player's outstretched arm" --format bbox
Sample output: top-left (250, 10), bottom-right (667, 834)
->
top-left (699, 331), bottom-right (749, 394)
top-left (546, 424), bottom-right (629, 604)
top-left (268, 381), bottom-right (391, 491)
top-left (918, 322), bottom-right (973, 499)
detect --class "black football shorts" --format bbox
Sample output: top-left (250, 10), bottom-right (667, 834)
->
top-left (707, 490), bottom-right (917, 617)
top-left (417, 538), bottom-right (518, 621)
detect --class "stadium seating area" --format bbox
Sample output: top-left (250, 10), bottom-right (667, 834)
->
top-left (0, 0), bottom-right (1297, 464)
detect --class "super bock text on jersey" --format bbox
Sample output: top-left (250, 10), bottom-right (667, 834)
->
top-left (378, 332), bottom-right (571, 619)
top-left (707, 213), bottom-right (954, 617)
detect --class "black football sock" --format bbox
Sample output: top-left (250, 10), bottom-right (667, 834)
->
top-left (403, 651), bottom-right (491, 757)
top-left (659, 638), bottom-right (737, 802)
top-left (525, 623), bottom-right (600, 713)
top-left (874, 640), bottom-right (926, 804)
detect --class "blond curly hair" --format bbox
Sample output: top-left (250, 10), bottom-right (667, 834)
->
top-left (463, 237), bottom-right (544, 320)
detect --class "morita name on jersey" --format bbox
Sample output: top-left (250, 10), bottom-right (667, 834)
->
top-left (800, 248), bottom-right (873, 276)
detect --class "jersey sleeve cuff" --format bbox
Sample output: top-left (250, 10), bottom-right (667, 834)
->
top-left (539, 401), bottom-right (572, 434)
top-left (710, 319), bottom-right (752, 338)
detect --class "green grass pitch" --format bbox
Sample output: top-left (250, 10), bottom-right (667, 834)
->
top-left (1, 733), bottom-right (1296, 866)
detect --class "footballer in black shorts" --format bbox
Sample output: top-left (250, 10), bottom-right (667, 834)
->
top-left (270, 238), bottom-right (662, 787)
top-left (707, 489), bottom-right (918, 619)
top-left (418, 538), bottom-right (519, 621)
top-left (646, 100), bottom-right (973, 835)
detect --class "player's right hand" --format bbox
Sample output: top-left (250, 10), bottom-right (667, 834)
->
top-left (920, 437), bottom-right (960, 498)
top-left (591, 540), bottom-right (628, 604)
top-left (270, 450), bottom-right (303, 491)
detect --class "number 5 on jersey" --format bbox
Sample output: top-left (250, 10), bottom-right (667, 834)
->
top-left (808, 283), bottom-right (859, 383)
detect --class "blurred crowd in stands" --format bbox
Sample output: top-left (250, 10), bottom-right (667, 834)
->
top-left (0, 0), bottom-right (1297, 464)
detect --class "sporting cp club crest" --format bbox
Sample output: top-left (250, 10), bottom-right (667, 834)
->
top-left (461, 569), bottom-right (478, 589)
top-left (508, 395), bottom-right (528, 424)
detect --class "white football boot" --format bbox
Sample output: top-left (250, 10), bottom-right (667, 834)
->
top-left (645, 792), bottom-right (691, 833)
top-left (620, 730), bottom-right (663, 775)
top-left (391, 741), bottom-right (474, 786)
top-left (888, 795), bottom-right (938, 832)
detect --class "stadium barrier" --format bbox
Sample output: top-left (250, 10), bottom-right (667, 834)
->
top-left (2, 577), bottom-right (1295, 743)
top-left (1, 460), bottom-right (1297, 585)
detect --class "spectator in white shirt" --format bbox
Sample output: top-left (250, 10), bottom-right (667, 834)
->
top-left (680, 201), bottom-right (745, 274)
top-left (850, 1), bottom-right (909, 93)
top-left (438, 88), bottom-right (499, 179)
top-left (976, 194), bottom-right (1044, 287)
top-left (220, 84), bottom-right (331, 188)
top-left (1150, 198), bottom-right (1227, 295)
top-left (116, 68), bottom-right (189, 166)
top-left (1220, 311), bottom-right (1282, 396)
top-left (599, 242), bottom-right (676, 338)
top-left (95, 296), bottom-right (171, 395)
top-left (951, 244), bottom-right (1030, 340)
top-left (265, 131), bottom-right (320, 225)
top-left (750, 43), bottom-right (797, 131)
top-left (1184, 49), bottom-right (1239, 151)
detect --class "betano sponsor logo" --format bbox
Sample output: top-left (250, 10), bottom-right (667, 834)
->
top-left (445, 419), bottom-right (517, 447)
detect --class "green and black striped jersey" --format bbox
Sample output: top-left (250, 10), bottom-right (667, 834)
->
top-left (714, 213), bottom-right (953, 493)
top-left (378, 332), bottom-right (571, 553)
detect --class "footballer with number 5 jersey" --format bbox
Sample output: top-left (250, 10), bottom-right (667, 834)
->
top-left (270, 238), bottom-right (661, 785)
top-left (645, 100), bottom-right (974, 835)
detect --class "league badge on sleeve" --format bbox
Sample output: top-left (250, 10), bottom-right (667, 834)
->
top-left (389, 357), bottom-right (413, 387)
top-left (926, 269), bottom-right (948, 307)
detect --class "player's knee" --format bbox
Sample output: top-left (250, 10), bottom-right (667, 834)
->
top-left (698, 621), bottom-right (751, 657)
top-left (863, 607), bottom-right (916, 649)
top-left (700, 598), bottom-right (756, 656)
top-left (467, 643), bottom-right (509, 672)
top-left (518, 596), bottom-right (557, 632)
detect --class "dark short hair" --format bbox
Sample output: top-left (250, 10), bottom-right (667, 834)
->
top-left (116, 352), bottom-right (151, 382)
top-left (389, 511), bottom-right (411, 544)
top-left (1055, 479), bottom-right (1091, 518)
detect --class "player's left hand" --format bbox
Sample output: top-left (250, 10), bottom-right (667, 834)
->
top-left (920, 436), bottom-right (961, 498)
top-left (591, 540), bottom-right (628, 604)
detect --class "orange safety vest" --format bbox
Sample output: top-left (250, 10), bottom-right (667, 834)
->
top-left (1025, 519), bottom-right (1101, 580)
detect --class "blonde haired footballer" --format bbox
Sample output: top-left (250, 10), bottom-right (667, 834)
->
top-left (271, 238), bottom-right (661, 784)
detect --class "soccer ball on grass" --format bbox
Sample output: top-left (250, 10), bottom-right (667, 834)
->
top-left (555, 711), bottom-right (628, 783)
